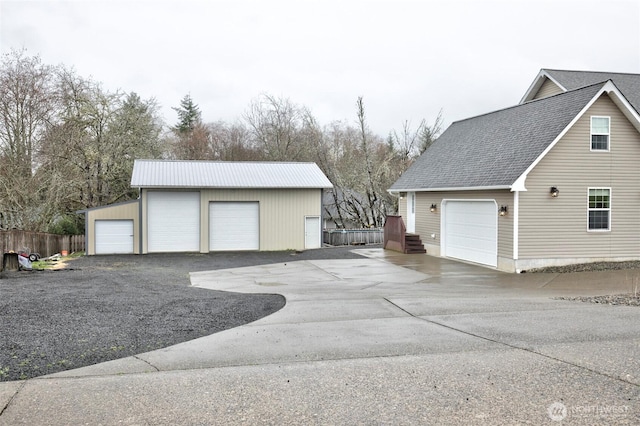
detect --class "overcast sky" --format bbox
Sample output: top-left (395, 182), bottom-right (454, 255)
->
top-left (2, 0), bottom-right (639, 136)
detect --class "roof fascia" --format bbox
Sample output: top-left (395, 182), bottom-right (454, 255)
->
top-left (388, 185), bottom-right (511, 194)
top-left (512, 81), bottom-right (638, 191)
top-left (519, 69), bottom-right (568, 104)
top-left (135, 185), bottom-right (334, 190)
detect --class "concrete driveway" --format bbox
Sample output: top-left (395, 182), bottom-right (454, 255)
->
top-left (1, 249), bottom-right (639, 425)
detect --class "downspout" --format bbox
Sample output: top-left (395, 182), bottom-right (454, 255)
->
top-left (84, 211), bottom-right (89, 255)
top-left (513, 190), bottom-right (520, 271)
top-left (138, 188), bottom-right (143, 255)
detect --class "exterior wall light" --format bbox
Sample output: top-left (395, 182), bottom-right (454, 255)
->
top-left (550, 186), bottom-right (559, 197)
top-left (430, 203), bottom-right (437, 212)
top-left (499, 205), bottom-right (508, 216)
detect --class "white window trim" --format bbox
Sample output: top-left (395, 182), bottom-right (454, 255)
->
top-left (587, 187), bottom-right (611, 232)
top-left (590, 116), bottom-right (610, 152)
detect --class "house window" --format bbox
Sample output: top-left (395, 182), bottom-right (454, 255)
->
top-left (588, 188), bottom-right (610, 231)
top-left (590, 116), bottom-right (610, 151)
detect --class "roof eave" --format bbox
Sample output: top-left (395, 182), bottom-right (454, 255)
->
top-left (389, 185), bottom-right (512, 194)
top-left (75, 199), bottom-right (140, 214)
top-left (134, 185), bottom-right (334, 190)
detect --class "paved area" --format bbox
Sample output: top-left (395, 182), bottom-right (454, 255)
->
top-left (1, 249), bottom-right (639, 425)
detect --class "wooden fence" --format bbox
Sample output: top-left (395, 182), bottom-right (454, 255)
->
top-left (0, 230), bottom-right (85, 258)
top-left (323, 228), bottom-right (383, 246)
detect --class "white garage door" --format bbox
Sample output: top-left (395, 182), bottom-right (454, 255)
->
top-left (95, 220), bottom-right (134, 254)
top-left (443, 200), bottom-right (497, 267)
top-left (209, 202), bottom-right (259, 251)
top-left (147, 192), bottom-right (200, 252)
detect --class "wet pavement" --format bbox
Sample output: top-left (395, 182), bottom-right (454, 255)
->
top-left (1, 249), bottom-right (638, 425)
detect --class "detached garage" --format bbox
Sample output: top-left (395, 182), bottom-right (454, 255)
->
top-left (80, 160), bottom-right (333, 255)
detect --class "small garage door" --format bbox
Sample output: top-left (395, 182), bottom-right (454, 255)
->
top-left (147, 192), bottom-right (200, 252)
top-left (443, 200), bottom-right (497, 267)
top-left (209, 202), bottom-right (259, 251)
top-left (95, 220), bottom-right (134, 254)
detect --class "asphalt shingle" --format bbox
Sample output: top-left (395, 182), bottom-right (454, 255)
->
top-left (544, 69), bottom-right (640, 114)
top-left (390, 82), bottom-right (606, 191)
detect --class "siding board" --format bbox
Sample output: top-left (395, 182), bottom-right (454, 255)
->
top-left (532, 78), bottom-right (564, 100)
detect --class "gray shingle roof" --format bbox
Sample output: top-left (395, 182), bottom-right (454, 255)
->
top-left (131, 160), bottom-right (333, 189)
top-left (390, 82), bottom-right (605, 191)
top-left (541, 69), bottom-right (640, 113)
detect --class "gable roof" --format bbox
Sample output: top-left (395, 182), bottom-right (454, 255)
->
top-left (521, 69), bottom-right (640, 113)
top-left (390, 82), bottom-right (615, 192)
top-left (131, 160), bottom-right (333, 189)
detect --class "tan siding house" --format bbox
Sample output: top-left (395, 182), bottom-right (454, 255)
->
top-left (390, 69), bottom-right (640, 273)
top-left (82, 161), bottom-right (332, 255)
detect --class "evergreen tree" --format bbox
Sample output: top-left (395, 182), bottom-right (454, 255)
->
top-left (172, 94), bottom-right (201, 134)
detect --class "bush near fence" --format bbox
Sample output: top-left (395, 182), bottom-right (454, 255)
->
top-left (0, 230), bottom-right (85, 258)
top-left (323, 228), bottom-right (383, 246)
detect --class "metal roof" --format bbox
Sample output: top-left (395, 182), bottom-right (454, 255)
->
top-left (130, 160), bottom-right (333, 189)
top-left (390, 82), bottom-right (606, 192)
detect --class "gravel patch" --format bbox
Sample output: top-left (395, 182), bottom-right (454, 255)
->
top-left (531, 260), bottom-right (640, 308)
top-left (528, 260), bottom-right (640, 273)
top-left (556, 293), bottom-right (640, 306)
top-left (0, 246), bottom-right (372, 381)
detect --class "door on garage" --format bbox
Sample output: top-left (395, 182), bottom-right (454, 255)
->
top-left (209, 202), bottom-right (259, 251)
top-left (95, 220), bottom-right (134, 254)
top-left (305, 216), bottom-right (321, 249)
top-left (442, 200), bottom-right (497, 267)
top-left (147, 192), bottom-right (200, 252)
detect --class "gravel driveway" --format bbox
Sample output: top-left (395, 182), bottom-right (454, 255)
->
top-left (0, 247), bottom-right (371, 381)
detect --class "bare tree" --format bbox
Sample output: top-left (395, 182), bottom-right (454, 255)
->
top-left (389, 109), bottom-right (444, 166)
top-left (353, 96), bottom-right (395, 227)
top-left (418, 109), bottom-right (443, 153)
top-left (312, 100), bottom-right (396, 229)
top-left (244, 94), bottom-right (315, 161)
top-left (0, 48), bottom-right (56, 176)
top-left (41, 69), bottom-right (163, 212)
top-left (0, 49), bottom-right (58, 230)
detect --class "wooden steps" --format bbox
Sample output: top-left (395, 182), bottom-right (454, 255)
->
top-left (404, 234), bottom-right (426, 254)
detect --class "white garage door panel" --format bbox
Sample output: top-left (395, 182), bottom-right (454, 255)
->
top-left (95, 220), bottom-right (134, 254)
top-left (210, 202), bottom-right (259, 251)
top-left (148, 192), bottom-right (200, 252)
top-left (444, 201), bottom-right (497, 267)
